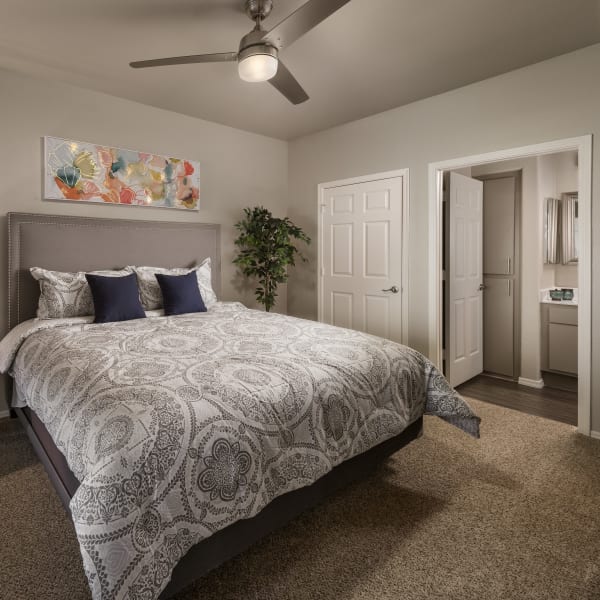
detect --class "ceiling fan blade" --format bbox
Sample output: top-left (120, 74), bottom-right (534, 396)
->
top-left (262, 0), bottom-right (351, 49)
top-left (130, 52), bottom-right (238, 69)
top-left (269, 61), bottom-right (309, 105)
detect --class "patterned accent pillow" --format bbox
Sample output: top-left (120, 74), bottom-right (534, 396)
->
top-left (132, 258), bottom-right (217, 311)
top-left (30, 267), bottom-right (133, 319)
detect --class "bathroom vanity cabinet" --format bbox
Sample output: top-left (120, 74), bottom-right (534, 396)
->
top-left (541, 304), bottom-right (578, 375)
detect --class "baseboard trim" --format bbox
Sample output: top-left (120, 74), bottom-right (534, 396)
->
top-left (591, 430), bottom-right (600, 440)
top-left (518, 377), bottom-right (545, 389)
top-left (0, 409), bottom-right (10, 420)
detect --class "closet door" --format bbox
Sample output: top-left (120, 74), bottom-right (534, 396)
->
top-left (479, 170), bottom-right (520, 379)
top-left (483, 276), bottom-right (514, 377)
top-left (320, 175), bottom-right (406, 343)
top-left (483, 177), bottom-right (516, 275)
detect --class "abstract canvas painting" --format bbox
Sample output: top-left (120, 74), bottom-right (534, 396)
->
top-left (44, 136), bottom-right (200, 210)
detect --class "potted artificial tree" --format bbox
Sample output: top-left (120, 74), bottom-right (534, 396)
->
top-left (233, 206), bottom-right (310, 312)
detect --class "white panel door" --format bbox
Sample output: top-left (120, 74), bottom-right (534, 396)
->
top-left (447, 172), bottom-right (484, 387)
top-left (321, 176), bottom-right (405, 343)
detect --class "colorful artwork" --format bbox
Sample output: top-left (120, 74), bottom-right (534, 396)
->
top-left (44, 136), bottom-right (200, 210)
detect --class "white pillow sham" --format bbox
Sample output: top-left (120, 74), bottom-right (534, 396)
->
top-left (30, 267), bottom-right (133, 319)
top-left (131, 258), bottom-right (217, 311)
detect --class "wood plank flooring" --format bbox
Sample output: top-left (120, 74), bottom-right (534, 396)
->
top-left (457, 374), bottom-right (577, 426)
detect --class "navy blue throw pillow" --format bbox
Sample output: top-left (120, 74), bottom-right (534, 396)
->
top-left (85, 272), bottom-right (146, 323)
top-left (156, 271), bottom-right (207, 316)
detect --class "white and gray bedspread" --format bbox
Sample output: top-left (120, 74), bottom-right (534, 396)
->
top-left (2, 302), bottom-right (479, 600)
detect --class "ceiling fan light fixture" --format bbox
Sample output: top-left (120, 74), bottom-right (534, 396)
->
top-left (129, 0), bottom-right (355, 103)
top-left (238, 45), bottom-right (278, 82)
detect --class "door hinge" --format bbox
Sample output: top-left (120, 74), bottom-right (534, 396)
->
top-left (320, 266), bottom-right (324, 276)
top-left (320, 204), bottom-right (327, 213)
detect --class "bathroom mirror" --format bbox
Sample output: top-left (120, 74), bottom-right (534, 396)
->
top-left (561, 192), bottom-right (578, 264)
top-left (544, 197), bottom-right (560, 264)
top-left (543, 194), bottom-right (578, 265)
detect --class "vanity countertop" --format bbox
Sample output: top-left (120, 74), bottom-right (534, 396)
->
top-left (539, 288), bottom-right (578, 306)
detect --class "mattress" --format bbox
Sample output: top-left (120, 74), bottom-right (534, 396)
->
top-left (0, 302), bottom-right (479, 600)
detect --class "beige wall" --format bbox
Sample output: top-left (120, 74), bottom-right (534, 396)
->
top-left (0, 68), bottom-right (288, 413)
top-left (288, 43), bottom-right (600, 432)
top-left (555, 266), bottom-right (579, 289)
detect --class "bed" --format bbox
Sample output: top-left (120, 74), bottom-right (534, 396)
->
top-left (2, 212), bottom-right (479, 600)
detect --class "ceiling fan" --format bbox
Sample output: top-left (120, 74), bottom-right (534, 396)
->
top-left (129, 0), bottom-right (351, 105)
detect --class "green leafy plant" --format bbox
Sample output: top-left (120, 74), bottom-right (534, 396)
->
top-left (233, 206), bottom-right (311, 312)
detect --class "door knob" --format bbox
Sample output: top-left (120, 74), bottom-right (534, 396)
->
top-left (478, 284), bottom-right (486, 291)
top-left (382, 285), bottom-right (399, 294)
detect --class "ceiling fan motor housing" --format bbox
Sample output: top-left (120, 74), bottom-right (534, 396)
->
top-left (238, 29), bottom-right (279, 63)
top-left (245, 0), bottom-right (273, 21)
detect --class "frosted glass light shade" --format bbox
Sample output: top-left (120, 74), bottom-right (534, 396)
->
top-left (238, 54), bottom-right (278, 82)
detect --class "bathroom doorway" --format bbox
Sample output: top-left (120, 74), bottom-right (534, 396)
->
top-left (428, 136), bottom-right (592, 435)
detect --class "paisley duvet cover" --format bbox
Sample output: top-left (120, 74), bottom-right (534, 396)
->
top-left (2, 302), bottom-right (479, 600)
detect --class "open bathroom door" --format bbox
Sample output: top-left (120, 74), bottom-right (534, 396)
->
top-left (446, 172), bottom-right (484, 388)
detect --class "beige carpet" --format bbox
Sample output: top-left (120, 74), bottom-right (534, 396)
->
top-left (1, 399), bottom-right (599, 600)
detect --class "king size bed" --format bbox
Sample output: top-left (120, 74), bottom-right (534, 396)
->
top-left (1, 212), bottom-right (479, 600)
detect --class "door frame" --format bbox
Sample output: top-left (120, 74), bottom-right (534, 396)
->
top-left (317, 168), bottom-right (410, 344)
top-left (428, 135), bottom-right (593, 436)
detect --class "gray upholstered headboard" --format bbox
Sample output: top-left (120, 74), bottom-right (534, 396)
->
top-left (7, 212), bottom-right (221, 329)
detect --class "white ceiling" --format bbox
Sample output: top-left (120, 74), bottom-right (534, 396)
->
top-left (2, 0), bottom-right (600, 139)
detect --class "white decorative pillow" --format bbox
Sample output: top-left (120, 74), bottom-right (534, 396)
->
top-left (30, 267), bottom-right (132, 319)
top-left (132, 258), bottom-right (217, 311)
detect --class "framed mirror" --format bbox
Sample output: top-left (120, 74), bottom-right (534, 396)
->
top-left (543, 194), bottom-right (579, 265)
top-left (544, 197), bottom-right (560, 264)
top-left (561, 192), bottom-right (578, 264)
